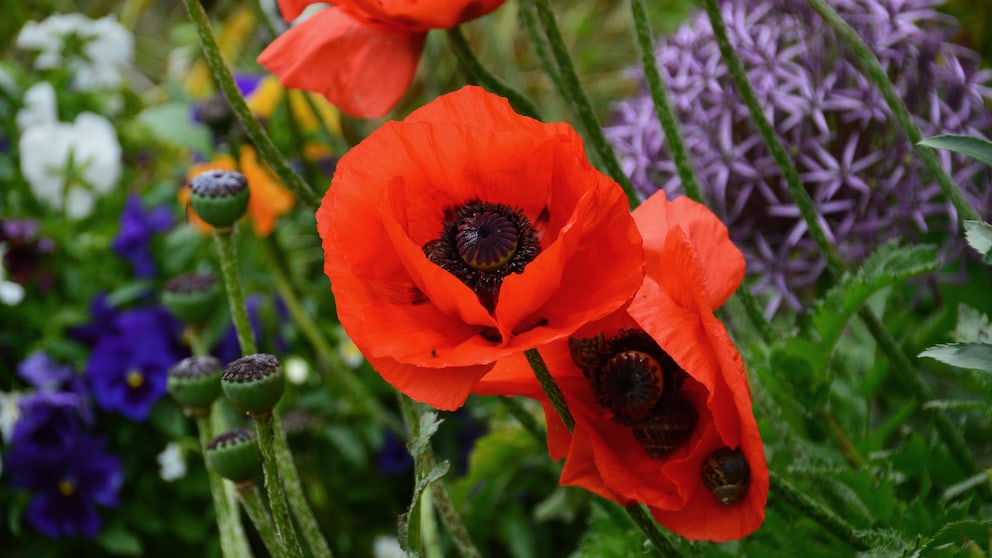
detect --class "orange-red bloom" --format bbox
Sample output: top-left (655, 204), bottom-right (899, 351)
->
top-left (317, 86), bottom-right (644, 410)
top-left (477, 193), bottom-right (768, 541)
top-left (257, 0), bottom-right (505, 118)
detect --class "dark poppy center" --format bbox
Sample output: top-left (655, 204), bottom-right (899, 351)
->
top-left (595, 351), bottom-right (664, 424)
top-left (456, 211), bottom-right (519, 271)
top-left (422, 199), bottom-right (541, 314)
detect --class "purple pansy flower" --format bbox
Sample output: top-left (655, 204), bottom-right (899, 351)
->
top-left (17, 350), bottom-right (75, 392)
top-left (5, 433), bottom-right (122, 538)
top-left (111, 194), bottom-right (173, 279)
top-left (85, 305), bottom-right (185, 421)
top-left (12, 390), bottom-right (93, 456)
top-left (0, 218), bottom-right (55, 291)
top-left (607, 0), bottom-right (992, 316)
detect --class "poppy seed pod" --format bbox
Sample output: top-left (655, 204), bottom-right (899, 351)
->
top-left (162, 272), bottom-right (220, 325)
top-left (188, 169), bottom-right (249, 229)
top-left (206, 429), bottom-right (260, 486)
top-left (221, 353), bottom-right (285, 418)
top-left (168, 355), bottom-right (223, 416)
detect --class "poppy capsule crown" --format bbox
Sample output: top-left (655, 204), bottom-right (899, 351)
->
top-left (423, 199), bottom-right (541, 313)
top-left (569, 328), bottom-right (698, 458)
top-left (701, 447), bottom-right (751, 505)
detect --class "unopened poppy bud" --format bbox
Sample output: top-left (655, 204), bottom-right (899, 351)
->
top-left (188, 169), bottom-right (249, 229)
top-left (206, 429), bottom-right (260, 486)
top-left (162, 272), bottom-right (220, 325)
top-left (168, 356), bottom-right (223, 416)
top-left (221, 353), bottom-right (285, 418)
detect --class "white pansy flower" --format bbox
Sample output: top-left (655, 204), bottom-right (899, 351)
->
top-left (157, 442), bottom-right (187, 482)
top-left (17, 14), bottom-right (133, 90)
top-left (0, 245), bottom-right (25, 306)
top-left (284, 356), bottom-right (311, 385)
top-left (0, 391), bottom-right (22, 444)
top-left (335, 326), bottom-right (365, 369)
top-left (372, 535), bottom-right (404, 558)
top-left (15, 81), bottom-right (57, 131)
top-left (18, 109), bottom-right (122, 220)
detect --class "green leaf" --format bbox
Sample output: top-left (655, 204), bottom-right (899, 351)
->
top-left (918, 134), bottom-right (992, 166)
top-left (97, 521), bottom-right (144, 556)
top-left (919, 343), bottom-right (992, 373)
top-left (963, 220), bottom-right (992, 263)
top-left (910, 520), bottom-right (992, 556)
top-left (137, 102), bottom-right (213, 154)
top-left (953, 305), bottom-right (992, 344)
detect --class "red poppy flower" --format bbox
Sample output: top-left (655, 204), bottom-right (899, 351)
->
top-left (476, 193), bottom-right (768, 541)
top-left (316, 86), bottom-right (644, 411)
top-left (257, 0), bottom-right (506, 118)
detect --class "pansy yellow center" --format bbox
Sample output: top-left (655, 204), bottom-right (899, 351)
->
top-left (127, 370), bottom-right (145, 389)
top-left (59, 479), bottom-right (76, 497)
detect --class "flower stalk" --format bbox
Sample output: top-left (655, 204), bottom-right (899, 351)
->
top-left (628, 0), bottom-right (703, 207)
top-left (197, 417), bottom-right (253, 558)
top-left (801, 0), bottom-right (982, 224)
top-left (769, 471), bottom-right (871, 551)
top-left (212, 228), bottom-right (258, 355)
top-left (181, 0), bottom-right (322, 209)
top-left (271, 417), bottom-right (335, 557)
top-left (445, 26), bottom-right (542, 120)
top-left (239, 483), bottom-right (290, 558)
top-left (700, 0), bottom-right (985, 483)
top-left (525, 0), bottom-right (639, 208)
top-left (255, 414), bottom-right (305, 558)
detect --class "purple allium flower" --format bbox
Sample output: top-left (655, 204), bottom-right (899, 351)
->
top-left (111, 194), bottom-right (173, 279)
top-left (607, 0), bottom-right (992, 316)
top-left (85, 305), bottom-right (185, 421)
top-left (5, 432), bottom-right (122, 538)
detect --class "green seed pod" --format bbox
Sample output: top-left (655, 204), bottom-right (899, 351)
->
top-left (167, 356), bottom-right (223, 416)
top-left (221, 354), bottom-right (285, 418)
top-left (188, 169), bottom-right (249, 229)
top-left (206, 429), bottom-right (260, 486)
top-left (162, 272), bottom-right (220, 325)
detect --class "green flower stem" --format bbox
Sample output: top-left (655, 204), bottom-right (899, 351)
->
top-left (700, 0), bottom-right (841, 274)
top-left (498, 396), bottom-right (545, 445)
top-left (197, 417), bottom-right (253, 558)
top-left (629, 0), bottom-right (704, 206)
top-left (187, 325), bottom-right (211, 358)
top-left (445, 27), bottom-right (542, 120)
top-left (271, 415), bottom-right (335, 558)
top-left (258, 235), bottom-right (404, 435)
top-left (181, 0), bottom-right (322, 209)
top-left (802, 0), bottom-right (982, 223)
top-left (517, 0), bottom-right (560, 85)
top-left (526, 0), bottom-right (639, 208)
top-left (524, 348), bottom-right (682, 555)
top-left (769, 471), bottom-right (871, 551)
top-left (239, 483), bottom-right (290, 558)
top-left (732, 290), bottom-right (777, 343)
top-left (212, 228), bottom-right (258, 355)
top-left (420, 487), bottom-right (444, 558)
top-left (701, 0), bottom-right (985, 481)
top-left (625, 504), bottom-right (683, 557)
top-left (254, 415), bottom-right (305, 558)
top-left (524, 348), bottom-right (574, 431)
top-left (398, 395), bottom-right (483, 558)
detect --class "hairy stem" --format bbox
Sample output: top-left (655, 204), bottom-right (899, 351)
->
top-left (255, 414), bottom-right (305, 558)
top-left (769, 471), bottom-right (872, 551)
top-left (212, 228), bottom-right (257, 355)
top-left (239, 483), bottom-right (290, 558)
top-left (182, 0), bottom-right (321, 209)
top-left (446, 26), bottom-right (542, 120)
top-left (197, 417), bottom-right (253, 558)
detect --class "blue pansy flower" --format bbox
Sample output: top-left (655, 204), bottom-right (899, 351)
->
top-left (111, 194), bottom-right (173, 279)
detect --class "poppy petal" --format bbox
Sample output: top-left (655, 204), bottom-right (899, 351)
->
top-left (276, 0), bottom-right (317, 21)
top-left (634, 192), bottom-right (745, 309)
top-left (344, 0), bottom-right (506, 29)
top-left (366, 354), bottom-right (493, 411)
top-left (257, 7), bottom-right (425, 118)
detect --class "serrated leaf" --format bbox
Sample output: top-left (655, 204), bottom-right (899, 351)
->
top-left (963, 221), bottom-right (992, 263)
top-left (409, 411), bottom-right (443, 458)
top-left (568, 504), bottom-right (640, 558)
top-left (919, 343), bottom-right (992, 373)
top-left (918, 134), bottom-right (992, 166)
top-left (953, 305), bottom-right (992, 344)
top-left (398, 460), bottom-right (450, 558)
top-left (940, 473), bottom-right (992, 503)
top-left (911, 520), bottom-right (992, 556)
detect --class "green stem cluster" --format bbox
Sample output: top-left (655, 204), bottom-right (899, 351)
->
top-left (197, 417), bottom-right (253, 558)
top-left (181, 0), bottom-right (322, 209)
top-left (525, 0), bottom-right (639, 207)
top-left (238, 484), bottom-right (286, 557)
top-left (255, 415), bottom-right (305, 558)
top-left (699, 0), bottom-right (984, 482)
